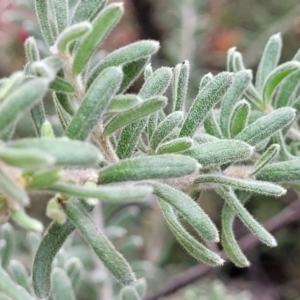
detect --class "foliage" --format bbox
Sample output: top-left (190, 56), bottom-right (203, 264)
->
top-left (0, 0), bottom-right (300, 299)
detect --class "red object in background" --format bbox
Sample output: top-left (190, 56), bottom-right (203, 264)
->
top-left (18, 27), bottom-right (29, 44)
top-left (211, 29), bottom-right (239, 53)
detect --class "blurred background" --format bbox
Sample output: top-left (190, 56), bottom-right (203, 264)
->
top-left (1, 0), bottom-right (300, 299)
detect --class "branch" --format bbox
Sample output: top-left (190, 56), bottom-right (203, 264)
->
top-left (145, 199), bottom-right (300, 300)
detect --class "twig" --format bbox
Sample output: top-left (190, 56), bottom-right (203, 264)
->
top-left (145, 199), bottom-right (300, 300)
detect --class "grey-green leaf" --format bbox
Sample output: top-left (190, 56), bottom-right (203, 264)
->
top-left (156, 137), bottom-right (194, 154)
top-left (183, 140), bottom-right (253, 166)
top-left (107, 94), bottom-right (141, 113)
top-left (72, 3), bottom-right (123, 75)
top-left (66, 66), bottom-right (123, 140)
top-left (229, 100), bottom-right (250, 138)
top-left (255, 33), bottom-right (282, 92)
top-left (103, 96), bottom-right (167, 136)
top-left (52, 268), bottom-right (75, 300)
top-left (98, 154), bottom-right (198, 184)
top-left (150, 182), bottom-right (219, 242)
top-left (180, 72), bottom-right (233, 137)
top-left (235, 107), bottom-right (296, 146)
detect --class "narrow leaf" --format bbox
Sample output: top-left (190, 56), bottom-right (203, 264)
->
top-left (0, 146), bottom-right (55, 171)
top-left (50, 77), bottom-right (75, 93)
top-left (222, 203), bottom-right (250, 267)
top-left (256, 160), bottom-right (300, 182)
top-left (55, 22), bottom-right (92, 54)
top-left (119, 286), bottom-right (141, 300)
top-left (180, 72), bottom-right (233, 137)
top-left (0, 78), bottom-right (48, 133)
top-left (87, 40), bottom-right (159, 88)
top-left (26, 169), bottom-right (62, 189)
top-left (41, 120), bottom-right (55, 138)
top-left (10, 209), bottom-right (43, 233)
top-left (156, 137), bottom-right (193, 154)
top-left (198, 72), bottom-right (213, 91)
top-left (51, 0), bottom-right (69, 33)
top-left (203, 112), bottom-right (223, 138)
top-left (0, 265), bottom-right (33, 300)
top-left (98, 154), bottom-right (198, 184)
top-left (183, 140), bottom-right (253, 166)
top-left (172, 60), bottom-right (190, 111)
top-left (229, 100), bottom-right (250, 138)
top-left (235, 107), bottom-right (296, 146)
top-left (34, 0), bottom-right (54, 45)
top-left (8, 138), bottom-right (103, 167)
top-left (52, 268), bottom-right (75, 300)
top-left (218, 187), bottom-right (277, 247)
top-left (0, 72), bottom-right (24, 101)
top-left (8, 260), bottom-right (31, 292)
top-left (0, 224), bottom-right (15, 268)
top-left (194, 174), bottom-right (286, 197)
top-left (252, 144), bottom-right (280, 175)
top-left (53, 92), bottom-right (75, 116)
top-left (255, 33), bottom-right (282, 92)
top-left (64, 258), bottom-right (83, 291)
top-left (226, 47), bottom-right (236, 72)
top-left (62, 198), bottom-right (136, 285)
top-left (219, 70), bottom-right (252, 137)
top-left (107, 94), bottom-right (141, 113)
top-left (104, 96), bottom-right (167, 136)
top-left (144, 63), bottom-right (153, 81)
top-left (158, 200), bottom-right (224, 266)
top-left (150, 182), bottom-right (219, 242)
top-left (67, 67), bottom-right (122, 140)
top-left (72, 3), bottom-right (123, 75)
top-left (150, 111), bottom-right (184, 150)
top-left (262, 61), bottom-right (300, 105)
top-left (24, 37), bottom-right (40, 63)
top-left (0, 169), bottom-right (29, 206)
top-left (45, 183), bottom-right (153, 202)
top-left (71, 0), bottom-right (107, 24)
top-left (32, 202), bottom-right (93, 299)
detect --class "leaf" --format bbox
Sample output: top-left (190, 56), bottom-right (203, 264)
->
top-left (107, 94), bottom-right (141, 113)
top-left (54, 22), bottom-right (92, 54)
top-left (229, 100), bottom-right (250, 138)
top-left (53, 92), bottom-right (75, 116)
top-left (183, 140), bottom-right (253, 166)
top-left (103, 96), bottom-right (167, 136)
top-left (118, 57), bottom-right (150, 94)
top-left (198, 72), bottom-right (213, 91)
top-left (0, 169), bottom-right (29, 206)
top-left (219, 70), bottom-right (252, 138)
top-left (275, 69), bottom-right (300, 108)
top-left (116, 67), bottom-right (173, 158)
top-left (0, 78), bottom-right (48, 133)
top-left (64, 258), bottom-right (83, 291)
top-left (144, 63), bottom-right (153, 81)
top-left (30, 101), bottom-right (46, 137)
top-left (0, 72), bottom-right (24, 101)
top-left (235, 107), bottom-right (296, 146)
top-left (222, 202), bottom-right (250, 268)
top-left (98, 154), bottom-right (198, 184)
top-left (51, 0), bottom-right (69, 34)
top-left (156, 137), bottom-right (194, 154)
top-left (0, 146), bottom-right (55, 171)
top-left (194, 174), bottom-right (286, 197)
top-left (0, 224), bottom-right (15, 268)
top-left (150, 111), bottom-right (184, 150)
top-left (71, 0), bottom-right (107, 24)
top-left (180, 72), bottom-right (233, 137)
top-left (50, 77), bottom-right (75, 93)
top-left (26, 169), bottom-right (62, 189)
top-left (218, 187), bottom-right (277, 247)
top-left (132, 278), bottom-right (147, 299)
top-left (24, 37), bottom-right (40, 63)
top-left (252, 144), bottom-right (280, 175)
top-left (158, 199), bottom-right (224, 266)
top-left (203, 112), bottom-right (223, 138)
top-left (8, 260), bottom-right (31, 292)
top-left (72, 3), bottom-right (123, 75)
top-left (32, 202), bottom-right (93, 299)
top-left (255, 33), bottom-right (282, 92)
top-left (150, 182), bottom-right (219, 242)
top-left (10, 209), bottom-right (43, 233)
top-left (41, 120), bottom-right (55, 138)
top-left (262, 61), bottom-right (300, 105)
top-left (53, 94), bottom-right (72, 131)
top-left (45, 183), bottom-right (153, 202)
top-left (256, 160), bottom-right (300, 182)
top-left (52, 268), bottom-right (75, 300)
top-left (62, 198), bottom-right (137, 285)
top-left (66, 66), bottom-right (123, 140)
top-left (0, 264), bottom-right (34, 300)
top-left (119, 286), bottom-right (141, 300)
top-left (34, 0), bottom-right (54, 45)
top-left (8, 138), bottom-right (103, 167)
top-left (226, 47), bottom-right (236, 72)
top-left (172, 60), bottom-right (190, 111)
top-left (87, 40), bottom-right (159, 88)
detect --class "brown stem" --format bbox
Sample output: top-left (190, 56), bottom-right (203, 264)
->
top-left (145, 199), bottom-right (300, 300)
